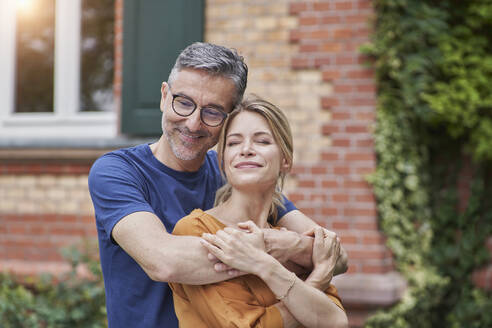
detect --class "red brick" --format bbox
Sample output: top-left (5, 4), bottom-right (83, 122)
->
top-left (362, 233), bottom-right (386, 245)
top-left (344, 179), bottom-right (369, 189)
top-left (334, 166), bottom-right (350, 175)
top-left (335, 1), bottom-right (353, 10)
top-left (299, 16), bottom-right (319, 26)
top-left (298, 180), bottom-right (316, 188)
top-left (321, 207), bottom-right (338, 216)
top-left (345, 208), bottom-right (377, 217)
top-left (322, 123), bottom-right (340, 135)
top-left (356, 84), bottom-right (376, 93)
top-left (346, 14), bottom-right (371, 24)
top-left (332, 193), bottom-right (349, 202)
top-left (347, 97), bottom-right (376, 107)
top-left (289, 29), bottom-right (301, 43)
top-left (321, 97), bottom-right (340, 109)
top-left (346, 124), bottom-right (368, 133)
top-left (334, 84), bottom-right (354, 93)
top-left (355, 111), bottom-right (376, 120)
top-left (348, 249), bottom-right (387, 260)
top-left (332, 138), bottom-right (351, 147)
top-left (311, 166), bottom-right (328, 174)
top-left (313, 2), bottom-right (331, 11)
top-left (321, 42), bottom-right (342, 53)
top-left (356, 27), bottom-right (372, 38)
top-left (300, 44), bottom-right (319, 53)
top-left (335, 55), bottom-right (356, 65)
top-left (333, 221), bottom-right (350, 230)
top-left (355, 166), bottom-right (375, 175)
top-left (345, 152), bottom-right (375, 161)
top-left (339, 233), bottom-right (358, 244)
top-left (58, 214), bottom-right (78, 223)
top-left (354, 220), bottom-right (379, 230)
top-left (289, 2), bottom-right (308, 15)
top-left (320, 151), bottom-right (339, 161)
top-left (356, 138), bottom-right (374, 147)
top-left (358, 0), bottom-right (373, 10)
top-left (320, 16), bottom-right (342, 24)
top-left (331, 112), bottom-right (351, 120)
top-left (347, 68), bottom-right (374, 79)
top-left (314, 56), bottom-right (332, 67)
top-left (362, 264), bottom-right (390, 274)
top-left (291, 57), bottom-right (311, 69)
top-left (333, 28), bottom-right (353, 39)
top-left (321, 179), bottom-right (339, 188)
top-left (291, 165), bottom-right (307, 174)
top-left (355, 194), bottom-right (375, 202)
top-left (9, 225), bottom-right (27, 234)
top-left (310, 29), bottom-right (332, 40)
top-left (299, 207), bottom-right (316, 216)
top-left (322, 70), bottom-right (342, 81)
top-left (4, 164), bottom-right (26, 174)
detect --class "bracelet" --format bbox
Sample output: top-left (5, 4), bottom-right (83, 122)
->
top-left (277, 272), bottom-right (297, 301)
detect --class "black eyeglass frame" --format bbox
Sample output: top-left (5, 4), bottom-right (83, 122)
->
top-left (170, 93), bottom-right (229, 127)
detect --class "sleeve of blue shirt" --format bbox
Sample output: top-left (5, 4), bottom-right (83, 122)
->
top-left (278, 194), bottom-right (297, 219)
top-left (88, 153), bottom-right (154, 242)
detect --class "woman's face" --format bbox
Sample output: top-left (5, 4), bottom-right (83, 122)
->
top-left (223, 111), bottom-right (287, 192)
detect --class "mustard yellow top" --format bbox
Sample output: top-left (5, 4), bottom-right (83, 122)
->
top-left (170, 209), bottom-right (344, 328)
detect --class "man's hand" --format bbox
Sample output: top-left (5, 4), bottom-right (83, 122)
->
top-left (262, 228), bottom-right (305, 265)
top-left (304, 227), bottom-right (340, 290)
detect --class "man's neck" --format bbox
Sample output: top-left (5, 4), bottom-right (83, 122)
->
top-left (149, 136), bottom-right (205, 172)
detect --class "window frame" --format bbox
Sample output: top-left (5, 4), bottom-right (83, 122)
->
top-left (0, 0), bottom-right (117, 139)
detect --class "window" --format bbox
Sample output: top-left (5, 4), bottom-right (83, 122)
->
top-left (0, 0), bottom-right (116, 138)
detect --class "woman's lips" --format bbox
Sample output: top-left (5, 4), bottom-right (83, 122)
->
top-left (234, 161), bottom-right (263, 168)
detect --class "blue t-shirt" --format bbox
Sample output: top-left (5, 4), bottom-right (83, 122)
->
top-left (88, 144), bottom-right (296, 328)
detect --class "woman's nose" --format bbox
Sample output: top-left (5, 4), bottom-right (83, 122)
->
top-left (240, 140), bottom-right (254, 156)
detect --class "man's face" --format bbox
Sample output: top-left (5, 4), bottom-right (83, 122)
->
top-left (160, 68), bottom-right (237, 162)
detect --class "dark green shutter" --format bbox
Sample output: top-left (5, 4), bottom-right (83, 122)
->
top-left (121, 0), bottom-right (204, 136)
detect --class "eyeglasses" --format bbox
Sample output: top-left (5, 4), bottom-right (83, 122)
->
top-left (170, 91), bottom-right (229, 127)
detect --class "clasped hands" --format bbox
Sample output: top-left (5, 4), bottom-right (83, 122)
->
top-left (201, 221), bottom-right (341, 289)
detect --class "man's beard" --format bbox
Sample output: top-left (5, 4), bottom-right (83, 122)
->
top-left (163, 120), bottom-right (218, 161)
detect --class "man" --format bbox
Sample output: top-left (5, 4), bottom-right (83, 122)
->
top-left (88, 42), bottom-right (347, 327)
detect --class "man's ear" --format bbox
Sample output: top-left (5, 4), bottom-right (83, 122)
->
top-left (160, 82), bottom-right (169, 112)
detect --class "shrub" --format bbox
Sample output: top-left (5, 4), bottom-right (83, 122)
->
top-left (0, 240), bottom-right (106, 328)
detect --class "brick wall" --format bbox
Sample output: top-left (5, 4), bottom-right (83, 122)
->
top-left (0, 163), bottom-right (95, 276)
top-left (205, 0), bottom-right (400, 325)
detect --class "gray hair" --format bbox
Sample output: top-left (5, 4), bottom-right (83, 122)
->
top-left (168, 42), bottom-right (248, 109)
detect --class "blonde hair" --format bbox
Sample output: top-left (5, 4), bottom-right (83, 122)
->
top-left (214, 94), bottom-right (293, 223)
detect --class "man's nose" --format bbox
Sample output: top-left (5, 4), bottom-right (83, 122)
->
top-left (185, 109), bottom-right (202, 132)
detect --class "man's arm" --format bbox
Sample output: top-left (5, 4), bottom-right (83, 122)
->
top-left (112, 211), bottom-right (237, 284)
top-left (266, 210), bottom-right (348, 275)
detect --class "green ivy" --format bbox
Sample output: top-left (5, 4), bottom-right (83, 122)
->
top-left (362, 0), bottom-right (492, 327)
top-left (0, 240), bottom-right (106, 328)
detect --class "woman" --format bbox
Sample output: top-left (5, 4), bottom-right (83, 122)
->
top-left (170, 95), bottom-right (348, 328)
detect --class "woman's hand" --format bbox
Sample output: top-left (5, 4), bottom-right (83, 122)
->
top-left (200, 221), bottom-right (272, 275)
top-left (304, 227), bottom-right (341, 290)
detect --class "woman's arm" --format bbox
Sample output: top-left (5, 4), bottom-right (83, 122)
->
top-left (201, 222), bottom-right (348, 328)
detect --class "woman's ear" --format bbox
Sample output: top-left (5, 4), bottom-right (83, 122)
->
top-left (280, 157), bottom-right (291, 173)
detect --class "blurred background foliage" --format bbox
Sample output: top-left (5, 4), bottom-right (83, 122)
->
top-left (363, 0), bottom-right (492, 327)
top-left (0, 241), bottom-right (106, 327)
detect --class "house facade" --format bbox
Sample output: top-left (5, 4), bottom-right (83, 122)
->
top-left (1, 0), bottom-right (490, 326)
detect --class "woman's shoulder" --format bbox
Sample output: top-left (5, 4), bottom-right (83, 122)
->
top-left (173, 209), bottom-right (225, 236)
